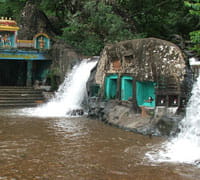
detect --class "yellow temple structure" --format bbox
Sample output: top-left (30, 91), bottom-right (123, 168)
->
top-left (0, 17), bottom-right (51, 86)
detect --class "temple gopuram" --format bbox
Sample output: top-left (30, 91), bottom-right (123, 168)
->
top-left (0, 17), bottom-right (51, 86)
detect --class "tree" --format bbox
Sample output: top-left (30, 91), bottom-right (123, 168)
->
top-left (184, 0), bottom-right (200, 55)
top-left (114, 0), bottom-right (194, 39)
top-left (0, 0), bottom-right (198, 55)
top-left (62, 1), bottom-right (143, 55)
top-left (0, 0), bottom-right (26, 20)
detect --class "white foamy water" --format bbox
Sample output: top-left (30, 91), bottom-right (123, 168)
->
top-left (20, 58), bottom-right (98, 118)
top-left (147, 75), bottom-right (200, 165)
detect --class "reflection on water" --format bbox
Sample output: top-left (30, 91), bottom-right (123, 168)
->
top-left (0, 109), bottom-right (200, 180)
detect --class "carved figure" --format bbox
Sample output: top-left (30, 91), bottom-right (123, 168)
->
top-left (3, 34), bottom-right (11, 47)
top-left (38, 36), bottom-right (45, 49)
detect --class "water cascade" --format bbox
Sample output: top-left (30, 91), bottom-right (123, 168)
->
top-left (21, 58), bottom-right (98, 118)
top-left (147, 75), bottom-right (200, 165)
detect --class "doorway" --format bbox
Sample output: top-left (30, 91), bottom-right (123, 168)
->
top-left (0, 60), bottom-right (27, 86)
top-left (121, 76), bottom-right (133, 101)
top-left (105, 74), bottom-right (118, 99)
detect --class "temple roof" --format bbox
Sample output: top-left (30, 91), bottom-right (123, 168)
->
top-left (0, 17), bottom-right (19, 31)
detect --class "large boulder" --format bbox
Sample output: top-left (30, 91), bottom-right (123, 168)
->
top-left (95, 38), bottom-right (186, 86)
top-left (87, 38), bottom-right (188, 136)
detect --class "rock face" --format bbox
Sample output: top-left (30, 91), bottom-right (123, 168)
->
top-left (88, 38), bottom-right (188, 136)
top-left (18, 1), bottom-right (56, 40)
top-left (88, 99), bottom-right (155, 135)
top-left (18, 1), bottom-right (82, 85)
top-left (50, 39), bottom-right (82, 82)
top-left (95, 38), bottom-right (186, 86)
top-left (88, 98), bottom-right (183, 136)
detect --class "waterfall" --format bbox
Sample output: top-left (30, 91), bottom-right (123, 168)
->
top-left (147, 75), bottom-right (200, 165)
top-left (21, 58), bottom-right (98, 118)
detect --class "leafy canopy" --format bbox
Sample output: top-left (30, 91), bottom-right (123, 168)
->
top-left (0, 0), bottom-right (199, 56)
top-left (62, 1), bottom-right (144, 55)
top-left (184, 0), bottom-right (200, 54)
top-left (0, 0), bottom-right (26, 20)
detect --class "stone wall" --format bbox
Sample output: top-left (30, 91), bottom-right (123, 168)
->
top-left (18, 1), bottom-right (56, 40)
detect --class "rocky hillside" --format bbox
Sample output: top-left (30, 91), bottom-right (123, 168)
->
top-left (18, 1), bottom-right (83, 84)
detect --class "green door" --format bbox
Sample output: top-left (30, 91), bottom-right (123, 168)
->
top-left (121, 76), bottom-right (133, 100)
top-left (105, 74), bottom-right (118, 99)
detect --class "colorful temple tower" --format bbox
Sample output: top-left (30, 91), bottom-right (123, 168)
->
top-left (0, 17), bottom-right (19, 48)
top-left (0, 17), bottom-right (51, 86)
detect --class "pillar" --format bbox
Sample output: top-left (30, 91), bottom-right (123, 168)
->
top-left (26, 61), bottom-right (33, 86)
top-left (132, 78), bottom-right (140, 112)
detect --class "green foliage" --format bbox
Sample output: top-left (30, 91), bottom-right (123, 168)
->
top-left (0, 0), bottom-right (26, 20)
top-left (62, 1), bottom-right (143, 55)
top-left (185, 0), bottom-right (200, 54)
top-left (189, 30), bottom-right (200, 54)
top-left (0, 0), bottom-right (199, 56)
top-left (185, 0), bottom-right (200, 16)
top-left (116, 0), bottom-right (193, 38)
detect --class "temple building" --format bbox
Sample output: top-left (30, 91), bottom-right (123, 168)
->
top-left (0, 17), bottom-right (51, 86)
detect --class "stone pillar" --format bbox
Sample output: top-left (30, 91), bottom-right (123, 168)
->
top-left (132, 78), bottom-right (140, 112)
top-left (26, 61), bottom-right (33, 86)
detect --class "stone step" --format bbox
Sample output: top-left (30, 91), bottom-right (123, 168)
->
top-left (0, 97), bottom-right (44, 100)
top-left (0, 86), bottom-right (46, 108)
top-left (0, 89), bottom-right (43, 93)
top-left (0, 99), bottom-right (45, 103)
top-left (0, 86), bottom-right (33, 89)
top-left (0, 93), bottom-right (44, 97)
top-left (0, 103), bottom-right (40, 108)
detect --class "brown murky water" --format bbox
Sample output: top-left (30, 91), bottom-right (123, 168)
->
top-left (0, 109), bottom-right (200, 180)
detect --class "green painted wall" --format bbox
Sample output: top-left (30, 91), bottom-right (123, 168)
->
top-left (105, 74), bottom-right (118, 99)
top-left (121, 76), bottom-right (133, 100)
top-left (136, 81), bottom-right (156, 107)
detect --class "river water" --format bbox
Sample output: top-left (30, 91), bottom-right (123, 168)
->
top-left (1, 59), bottom-right (200, 179)
top-left (0, 109), bottom-right (200, 180)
